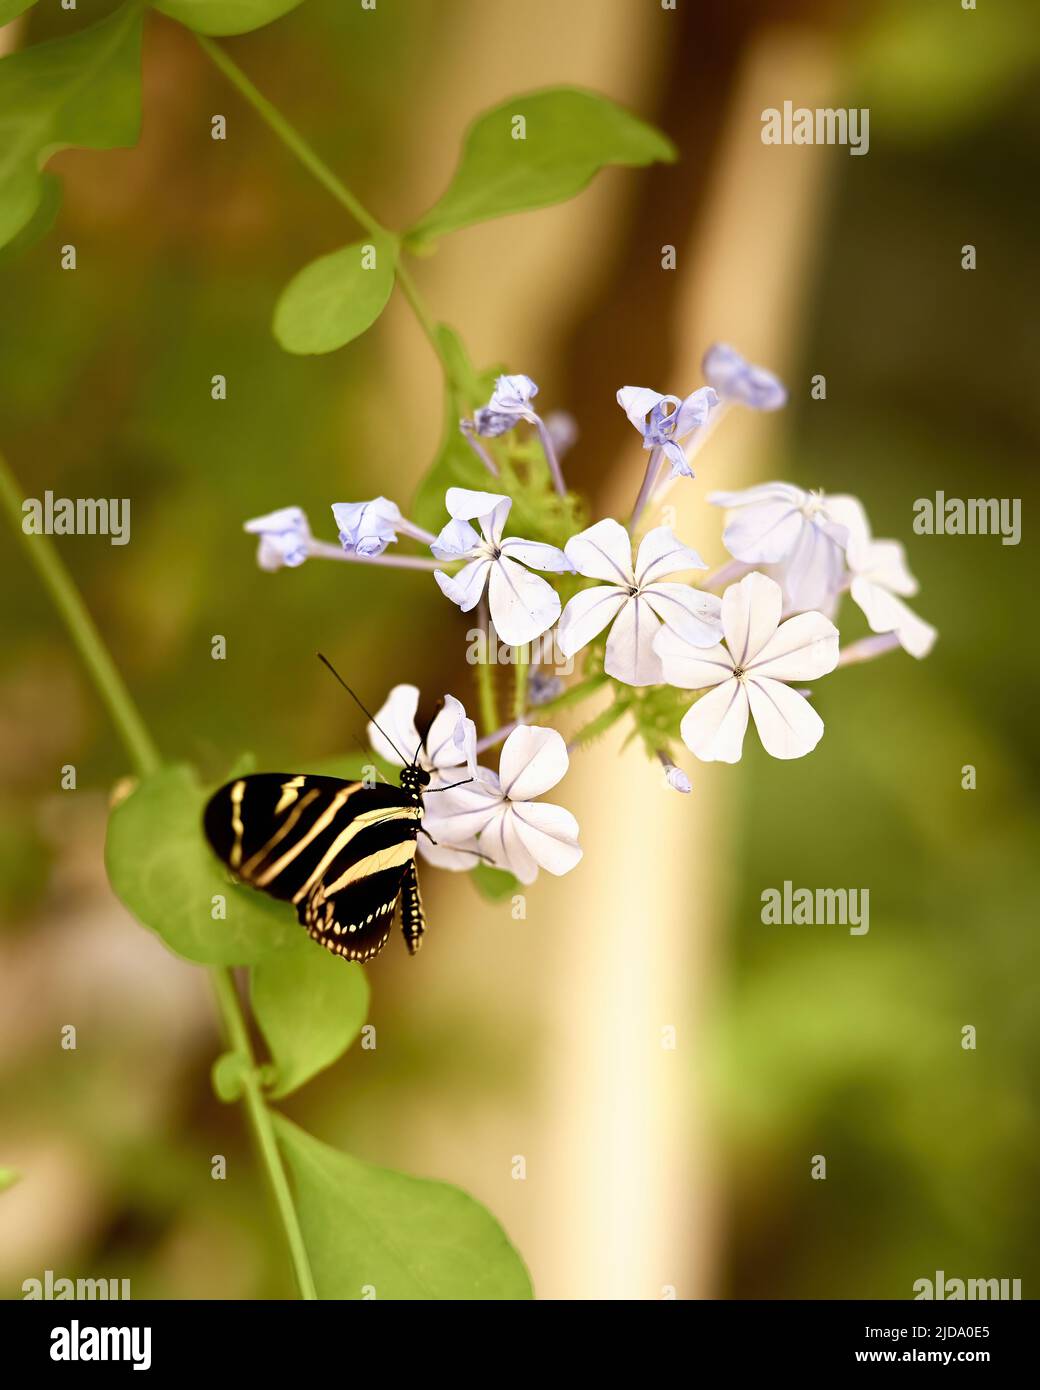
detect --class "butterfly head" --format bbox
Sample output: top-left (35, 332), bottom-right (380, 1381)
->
top-left (399, 764), bottom-right (431, 801)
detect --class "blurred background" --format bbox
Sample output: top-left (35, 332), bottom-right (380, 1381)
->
top-left (2, 0), bottom-right (1038, 1300)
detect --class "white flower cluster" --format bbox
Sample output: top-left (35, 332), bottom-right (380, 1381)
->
top-left (243, 345), bottom-right (936, 884)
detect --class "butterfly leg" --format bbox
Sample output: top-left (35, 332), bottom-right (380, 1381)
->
top-left (400, 859), bottom-right (425, 955)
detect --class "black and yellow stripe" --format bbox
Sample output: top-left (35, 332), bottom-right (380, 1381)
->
top-left (204, 771), bottom-right (426, 963)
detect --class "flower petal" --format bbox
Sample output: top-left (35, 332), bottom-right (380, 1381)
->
top-left (642, 583), bottom-right (723, 648)
top-left (635, 525), bottom-right (708, 584)
top-left (434, 556), bottom-right (491, 612)
top-left (679, 680), bottom-right (750, 763)
top-left (430, 517), bottom-right (482, 560)
top-left (654, 628), bottom-right (734, 688)
top-left (424, 694), bottom-right (476, 771)
top-left (748, 609), bottom-right (840, 681)
top-left (721, 571), bottom-right (783, 665)
top-left (660, 438), bottom-right (693, 478)
top-left (481, 806), bottom-right (539, 884)
top-left (499, 537), bottom-right (573, 572)
top-left (605, 595), bottom-right (663, 686)
top-left (673, 386), bottom-right (719, 437)
top-left (421, 775), bottom-right (502, 843)
top-left (499, 725), bottom-right (569, 801)
top-left (778, 517), bottom-right (846, 612)
top-left (510, 801), bottom-right (582, 877)
top-left (444, 487), bottom-right (512, 545)
top-left (487, 556), bottom-right (561, 645)
top-left (746, 677), bottom-right (825, 759)
top-left (716, 492), bottom-right (807, 565)
top-left (702, 343), bottom-right (787, 411)
top-left (858, 539), bottom-right (918, 597)
top-left (564, 518), bottom-right (635, 584)
top-left (331, 497), bottom-right (402, 557)
top-left (557, 585), bottom-right (627, 657)
top-left (368, 684), bottom-right (421, 768)
top-left (616, 385), bottom-right (666, 435)
top-left (418, 832), bottom-right (483, 872)
top-left (850, 578), bottom-right (937, 659)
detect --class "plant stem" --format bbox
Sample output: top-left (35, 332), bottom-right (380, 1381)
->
top-left (512, 645), bottom-right (529, 721)
top-left (533, 670), bottom-right (608, 716)
top-left (0, 451), bottom-right (161, 779)
top-left (211, 971), bottom-right (317, 1300)
top-left (194, 35), bottom-right (456, 383)
top-left (0, 446), bottom-right (317, 1301)
top-left (475, 601), bottom-right (498, 735)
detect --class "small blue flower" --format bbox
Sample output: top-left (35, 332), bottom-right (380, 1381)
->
top-left (332, 497), bottom-right (405, 558)
top-left (244, 506), bottom-right (311, 570)
top-left (702, 343), bottom-right (787, 411)
top-left (471, 374), bottom-right (540, 438)
top-left (528, 670), bottom-right (564, 706)
top-left (617, 385), bottom-right (718, 478)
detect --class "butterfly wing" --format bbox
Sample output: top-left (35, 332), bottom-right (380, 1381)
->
top-left (204, 773), bottom-right (421, 961)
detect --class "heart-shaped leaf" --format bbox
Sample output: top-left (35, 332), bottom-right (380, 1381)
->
top-left (273, 235), bottom-right (396, 355)
top-left (106, 763), bottom-right (299, 966)
top-left (0, 1), bottom-right (144, 251)
top-left (153, 0), bottom-right (307, 36)
top-left (273, 1114), bottom-right (533, 1299)
top-left (251, 943), bottom-right (369, 1098)
top-left (406, 87), bottom-right (676, 248)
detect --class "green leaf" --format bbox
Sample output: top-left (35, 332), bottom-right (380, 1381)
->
top-left (0, 1167), bottom-right (21, 1194)
top-left (272, 235), bottom-right (396, 355)
top-left (273, 1114), bottom-right (533, 1299)
top-left (0, 169), bottom-right (60, 266)
top-left (211, 1050), bottom-right (248, 1103)
top-left (152, 0), bottom-right (307, 36)
top-left (471, 863), bottom-right (519, 903)
top-left (105, 764), bottom-right (299, 966)
top-left (0, 1), bottom-right (144, 252)
top-left (406, 86), bottom-right (676, 247)
top-left (0, 2), bottom-right (39, 27)
top-left (251, 943), bottom-right (369, 1098)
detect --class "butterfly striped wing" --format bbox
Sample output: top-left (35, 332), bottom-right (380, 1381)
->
top-left (203, 773), bottom-right (421, 963)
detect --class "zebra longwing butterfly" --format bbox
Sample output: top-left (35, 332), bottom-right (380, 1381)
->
top-left (203, 657), bottom-right (459, 964)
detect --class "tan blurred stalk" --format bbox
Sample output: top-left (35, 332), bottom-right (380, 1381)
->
top-left (381, 7), bottom-right (841, 1299)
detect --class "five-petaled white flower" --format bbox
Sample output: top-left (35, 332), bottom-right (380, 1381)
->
top-left (617, 384), bottom-right (719, 478)
top-left (702, 343), bottom-right (787, 411)
top-left (422, 725), bottom-right (581, 884)
top-left (826, 497), bottom-right (937, 659)
top-left (708, 482), bottom-right (850, 613)
top-left (244, 506), bottom-right (311, 570)
top-left (367, 684), bottom-right (480, 870)
top-left (332, 497), bottom-right (408, 557)
top-left (431, 487), bottom-right (572, 646)
top-left (558, 518), bottom-right (721, 686)
top-left (470, 374), bottom-right (542, 438)
top-left (654, 572), bottom-right (839, 763)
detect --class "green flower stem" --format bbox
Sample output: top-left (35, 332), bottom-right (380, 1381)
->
top-left (534, 670), bottom-right (609, 716)
top-left (475, 604), bottom-right (498, 735)
top-left (512, 645), bottom-right (529, 721)
top-left (0, 446), bottom-right (317, 1302)
top-left (0, 450), bottom-right (160, 779)
top-left (194, 34), bottom-right (455, 384)
top-left (569, 699), bottom-right (628, 750)
top-left (210, 971), bottom-right (317, 1301)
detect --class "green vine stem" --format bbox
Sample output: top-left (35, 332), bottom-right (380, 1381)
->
top-left (194, 33), bottom-right (453, 387)
top-left (0, 446), bottom-right (317, 1301)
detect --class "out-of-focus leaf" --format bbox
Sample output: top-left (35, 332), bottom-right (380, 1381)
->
top-left (0, 1167), bottom-right (20, 1193)
top-left (272, 235), bottom-right (396, 355)
top-left (406, 87), bottom-right (676, 248)
top-left (470, 863), bottom-right (519, 903)
top-left (105, 763), bottom-right (299, 965)
top-left (0, 170), bottom-right (60, 266)
top-left (251, 943), bottom-right (369, 1098)
top-left (153, 0), bottom-right (306, 36)
top-left (0, 1), bottom-right (143, 250)
top-left (0, 1), bottom-right (38, 27)
top-left (273, 1114), bottom-right (533, 1299)
top-left (211, 1050), bottom-right (248, 1102)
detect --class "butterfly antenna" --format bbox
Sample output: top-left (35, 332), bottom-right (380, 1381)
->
top-left (316, 653), bottom-right (410, 766)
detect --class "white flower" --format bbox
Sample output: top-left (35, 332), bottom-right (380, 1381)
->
top-left (471, 374), bottom-right (541, 438)
top-left (367, 684), bottom-right (480, 870)
top-left (558, 518), bottom-right (721, 686)
top-left (708, 482), bottom-right (849, 612)
top-left (431, 487), bottom-right (572, 646)
top-left (654, 572), bottom-right (839, 762)
top-left (244, 506), bottom-right (311, 570)
top-left (826, 497), bottom-right (937, 659)
top-left (422, 725), bottom-right (581, 884)
top-left (332, 497), bottom-right (404, 557)
top-left (702, 343), bottom-right (787, 411)
top-left (616, 384), bottom-right (718, 478)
